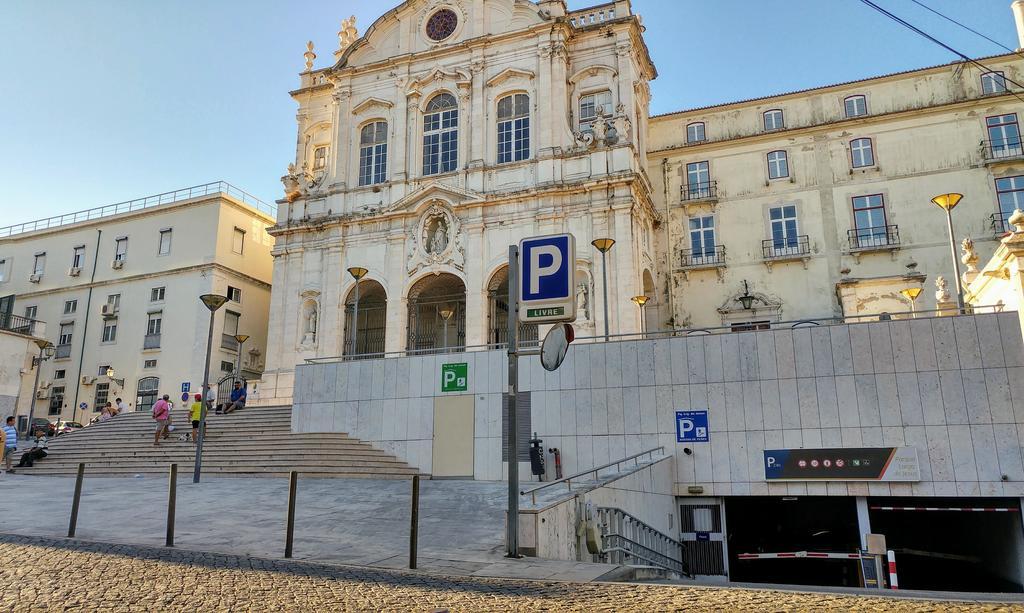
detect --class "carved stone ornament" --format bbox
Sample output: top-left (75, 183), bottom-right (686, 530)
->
top-left (336, 15), bottom-right (358, 58)
top-left (303, 41), bottom-right (316, 72)
top-left (935, 275), bottom-right (951, 303)
top-left (406, 203), bottom-right (465, 276)
top-left (961, 236), bottom-right (980, 285)
top-left (1010, 208), bottom-right (1024, 234)
top-left (281, 162), bottom-right (322, 202)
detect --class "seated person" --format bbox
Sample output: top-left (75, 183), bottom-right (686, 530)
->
top-left (17, 430), bottom-right (48, 467)
top-left (222, 381), bottom-right (247, 414)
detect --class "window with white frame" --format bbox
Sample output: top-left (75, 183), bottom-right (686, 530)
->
top-left (767, 150), bottom-right (789, 179)
top-left (158, 229), bottom-right (172, 255)
top-left (685, 161), bottom-right (711, 197)
top-left (54, 369), bottom-right (65, 379)
top-left (852, 194), bottom-right (888, 246)
top-left (686, 122), bottom-right (705, 143)
top-left (114, 237), bottom-right (128, 261)
top-left (151, 287), bottom-right (165, 302)
top-left (312, 145), bottom-right (328, 171)
top-left (144, 359), bottom-right (157, 369)
top-left (769, 205), bottom-right (800, 251)
top-left (850, 137), bottom-right (875, 168)
top-left (763, 109), bottom-right (784, 131)
top-left (231, 227), bottom-right (245, 255)
top-left (71, 246), bottom-right (85, 269)
top-left (982, 71), bottom-right (1007, 95)
top-left (689, 216), bottom-right (717, 258)
top-left (102, 318), bottom-right (117, 343)
top-left (33, 253), bottom-right (45, 275)
top-left (422, 93), bottom-right (458, 176)
top-left (58, 323), bottom-right (73, 346)
top-left (24, 305), bottom-right (36, 320)
top-left (63, 300), bottom-right (77, 315)
top-left (227, 286), bottom-right (242, 303)
top-left (579, 90), bottom-right (612, 130)
top-left (844, 95), bottom-right (867, 118)
top-left (987, 113), bottom-right (1022, 157)
top-left (94, 382), bottom-right (109, 408)
top-left (147, 312), bottom-right (162, 336)
top-left (107, 294), bottom-right (120, 308)
top-left (49, 386), bottom-right (64, 414)
top-left (358, 121), bottom-right (389, 186)
top-left (497, 93), bottom-right (530, 164)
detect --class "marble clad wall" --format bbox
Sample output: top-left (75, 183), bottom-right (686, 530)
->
top-left (293, 311), bottom-right (1024, 497)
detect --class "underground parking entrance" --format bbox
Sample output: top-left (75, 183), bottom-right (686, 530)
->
top-left (867, 497), bottom-right (1024, 593)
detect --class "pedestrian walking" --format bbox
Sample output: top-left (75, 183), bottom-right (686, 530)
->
top-left (3, 416), bottom-right (17, 473)
top-left (152, 395), bottom-right (171, 446)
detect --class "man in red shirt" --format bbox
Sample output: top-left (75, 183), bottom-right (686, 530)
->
top-left (152, 395), bottom-right (171, 446)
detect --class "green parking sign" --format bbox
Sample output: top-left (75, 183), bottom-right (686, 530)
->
top-left (441, 363), bottom-right (468, 393)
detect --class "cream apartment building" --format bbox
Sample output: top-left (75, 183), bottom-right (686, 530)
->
top-left (0, 182), bottom-right (275, 424)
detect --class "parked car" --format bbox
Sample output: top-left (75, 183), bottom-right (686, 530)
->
top-left (53, 421), bottom-right (84, 436)
top-left (28, 418), bottom-right (51, 436)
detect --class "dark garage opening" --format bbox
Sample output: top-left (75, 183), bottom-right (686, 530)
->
top-left (725, 497), bottom-right (861, 587)
top-left (868, 497), bottom-right (1024, 593)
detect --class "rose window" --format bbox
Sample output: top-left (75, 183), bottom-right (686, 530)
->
top-left (425, 9), bottom-right (458, 41)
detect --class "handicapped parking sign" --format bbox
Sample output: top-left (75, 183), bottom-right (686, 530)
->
top-left (441, 363), bottom-right (468, 393)
top-left (676, 410), bottom-right (709, 443)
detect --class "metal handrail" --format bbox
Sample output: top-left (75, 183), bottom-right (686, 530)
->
top-left (305, 304), bottom-right (1008, 362)
top-left (520, 446), bottom-right (664, 506)
top-left (0, 181), bottom-right (275, 238)
top-left (598, 507), bottom-right (691, 577)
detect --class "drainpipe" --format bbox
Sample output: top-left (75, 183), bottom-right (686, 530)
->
top-left (70, 229), bottom-right (101, 424)
top-left (662, 158), bottom-right (674, 328)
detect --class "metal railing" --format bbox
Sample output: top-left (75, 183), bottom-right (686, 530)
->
top-left (0, 313), bottom-right (42, 337)
top-left (982, 138), bottom-right (1024, 162)
top-left (54, 344), bottom-right (71, 359)
top-left (991, 211), bottom-right (1013, 235)
top-left (762, 235), bottom-right (810, 259)
top-left (520, 447), bottom-right (664, 506)
top-left (848, 225), bottom-right (900, 250)
top-left (143, 334), bottom-right (162, 350)
top-left (680, 245), bottom-right (726, 268)
top-left (597, 506), bottom-right (690, 577)
top-left (0, 181), bottom-right (275, 238)
top-left (680, 180), bottom-right (718, 202)
top-left (568, 4), bottom-right (616, 27)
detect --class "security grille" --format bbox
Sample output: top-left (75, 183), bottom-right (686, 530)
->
top-left (501, 392), bottom-right (531, 461)
top-left (679, 503), bottom-right (727, 576)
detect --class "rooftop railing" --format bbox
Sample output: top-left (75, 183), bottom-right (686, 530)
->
top-left (568, 3), bottom-right (617, 27)
top-left (0, 181), bottom-right (275, 238)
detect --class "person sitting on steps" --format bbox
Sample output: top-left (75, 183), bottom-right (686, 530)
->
top-left (222, 381), bottom-right (246, 414)
top-left (17, 429), bottom-right (48, 467)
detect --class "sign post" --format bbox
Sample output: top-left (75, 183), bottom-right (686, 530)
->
top-left (506, 244), bottom-right (520, 558)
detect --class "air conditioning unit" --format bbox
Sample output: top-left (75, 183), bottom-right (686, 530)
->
top-left (81, 376), bottom-right (96, 385)
top-left (111, 259), bottom-right (124, 270)
top-left (36, 389), bottom-right (50, 399)
top-left (101, 303), bottom-right (118, 318)
top-left (68, 267), bottom-right (82, 277)
top-left (29, 274), bottom-right (42, 283)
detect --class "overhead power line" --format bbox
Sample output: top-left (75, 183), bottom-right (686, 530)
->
top-left (858, 0), bottom-right (1024, 105)
top-left (908, 0), bottom-right (1021, 58)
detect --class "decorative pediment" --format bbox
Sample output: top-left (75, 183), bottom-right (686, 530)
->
top-left (486, 67), bottom-right (535, 88)
top-left (352, 97), bottom-right (394, 115)
top-left (407, 67), bottom-right (472, 98)
top-left (386, 182), bottom-right (483, 213)
top-left (569, 64), bottom-right (618, 85)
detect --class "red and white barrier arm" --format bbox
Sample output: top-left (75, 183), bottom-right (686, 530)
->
top-left (736, 551), bottom-right (863, 560)
top-left (887, 550), bottom-right (898, 590)
top-left (870, 506), bottom-right (1019, 512)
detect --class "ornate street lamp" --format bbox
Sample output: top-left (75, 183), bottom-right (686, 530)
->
top-left (931, 193), bottom-right (965, 312)
top-left (194, 293), bottom-right (227, 484)
top-left (439, 304), bottom-right (455, 350)
top-left (631, 295), bottom-right (649, 335)
top-left (591, 238), bottom-right (616, 341)
top-left (25, 339), bottom-right (54, 437)
top-left (900, 287), bottom-right (923, 318)
top-left (735, 280), bottom-right (761, 310)
top-left (347, 267), bottom-right (369, 357)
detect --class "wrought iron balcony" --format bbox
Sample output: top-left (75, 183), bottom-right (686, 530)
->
top-left (0, 313), bottom-right (41, 337)
top-left (991, 211), bottom-right (1013, 235)
top-left (54, 344), bottom-right (72, 359)
top-left (680, 181), bottom-right (718, 204)
top-left (679, 245), bottom-right (726, 270)
top-left (982, 139), bottom-right (1024, 163)
top-left (762, 235), bottom-right (810, 260)
top-left (143, 334), bottom-right (162, 350)
top-left (847, 225), bottom-right (900, 252)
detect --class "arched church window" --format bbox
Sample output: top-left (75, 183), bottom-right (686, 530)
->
top-left (497, 93), bottom-right (530, 164)
top-left (423, 93), bottom-right (458, 176)
top-left (358, 121), bottom-right (388, 186)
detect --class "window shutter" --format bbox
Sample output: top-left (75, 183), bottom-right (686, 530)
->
top-left (501, 392), bottom-right (531, 462)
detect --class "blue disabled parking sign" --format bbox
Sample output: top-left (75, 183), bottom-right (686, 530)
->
top-left (676, 410), bottom-right (709, 443)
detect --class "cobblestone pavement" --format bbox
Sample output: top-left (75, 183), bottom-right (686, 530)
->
top-left (0, 535), bottom-right (1021, 612)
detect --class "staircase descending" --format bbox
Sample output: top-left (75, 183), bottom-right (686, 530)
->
top-left (15, 405), bottom-right (421, 479)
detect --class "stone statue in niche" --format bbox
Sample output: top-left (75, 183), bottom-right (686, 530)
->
top-left (935, 275), bottom-right (951, 303)
top-left (407, 204), bottom-right (465, 275)
top-left (592, 113), bottom-right (609, 146)
top-left (301, 301), bottom-right (318, 346)
top-left (576, 282), bottom-right (591, 320)
top-left (961, 236), bottom-right (980, 285)
top-left (428, 216), bottom-right (449, 254)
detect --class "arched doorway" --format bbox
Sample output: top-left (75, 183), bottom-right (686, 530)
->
top-left (407, 273), bottom-right (466, 354)
top-left (343, 279), bottom-right (387, 357)
top-left (136, 376), bottom-right (159, 413)
top-left (486, 266), bottom-right (538, 346)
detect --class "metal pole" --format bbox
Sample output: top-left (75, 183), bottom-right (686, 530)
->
top-left (350, 281), bottom-right (361, 356)
top-left (285, 470), bottom-right (298, 558)
top-left (68, 462), bottom-right (84, 538)
top-left (25, 346), bottom-right (44, 438)
top-left (506, 245), bottom-right (520, 558)
top-left (166, 463), bottom-right (177, 547)
top-left (442, 318), bottom-right (449, 350)
top-left (193, 310), bottom-right (216, 484)
top-left (235, 339), bottom-right (246, 382)
top-left (944, 208), bottom-right (965, 313)
top-left (601, 250), bottom-right (610, 342)
top-left (409, 475), bottom-right (420, 569)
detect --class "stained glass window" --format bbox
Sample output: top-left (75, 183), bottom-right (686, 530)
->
top-left (426, 9), bottom-right (458, 41)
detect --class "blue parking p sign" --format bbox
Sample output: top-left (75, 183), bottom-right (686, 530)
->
top-left (518, 233), bottom-right (576, 324)
top-left (676, 410), bottom-right (709, 443)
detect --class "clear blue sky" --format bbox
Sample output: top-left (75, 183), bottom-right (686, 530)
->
top-left (0, 0), bottom-right (1016, 224)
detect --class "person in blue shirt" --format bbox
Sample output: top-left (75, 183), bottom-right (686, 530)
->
top-left (3, 416), bottom-right (18, 473)
top-left (223, 381), bottom-right (247, 414)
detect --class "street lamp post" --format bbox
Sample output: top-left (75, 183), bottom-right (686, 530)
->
top-left (439, 305), bottom-right (455, 350)
top-left (931, 193), bottom-right (965, 313)
top-left (233, 334), bottom-right (250, 381)
top-left (194, 293), bottom-right (227, 484)
top-left (631, 295), bottom-right (649, 336)
top-left (591, 238), bottom-right (616, 342)
top-left (25, 340), bottom-right (54, 437)
top-left (900, 287), bottom-right (923, 318)
top-left (347, 267), bottom-right (369, 357)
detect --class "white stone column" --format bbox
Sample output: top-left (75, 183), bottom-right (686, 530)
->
top-left (463, 222), bottom-right (487, 347)
top-left (320, 244), bottom-right (344, 357)
top-left (612, 204), bottom-right (637, 336)
top-left (384, 233), bottom-right (408, 354)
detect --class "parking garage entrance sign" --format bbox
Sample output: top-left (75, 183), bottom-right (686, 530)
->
top-left (763, 447), bottom-right (920, 481)
top-left (676, 411), bottom-right (709, 443)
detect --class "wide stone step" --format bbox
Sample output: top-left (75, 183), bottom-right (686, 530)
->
top-left (18, 464), bottom-right (421, 476)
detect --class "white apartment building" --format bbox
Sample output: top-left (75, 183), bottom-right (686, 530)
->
top-left (0, 182), bottom-right (275, 423)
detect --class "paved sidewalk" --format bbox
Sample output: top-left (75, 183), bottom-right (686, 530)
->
top-left (0, 534), bottom-right (1018, 612)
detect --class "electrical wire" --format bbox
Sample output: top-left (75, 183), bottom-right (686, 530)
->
top-left (907, 0), bottom-right (1021, 58)
top-left (859, 0), bottom-right (1024, 105)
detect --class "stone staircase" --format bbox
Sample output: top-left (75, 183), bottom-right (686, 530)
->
top-left (14, 405), bottom-right (422, 479)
